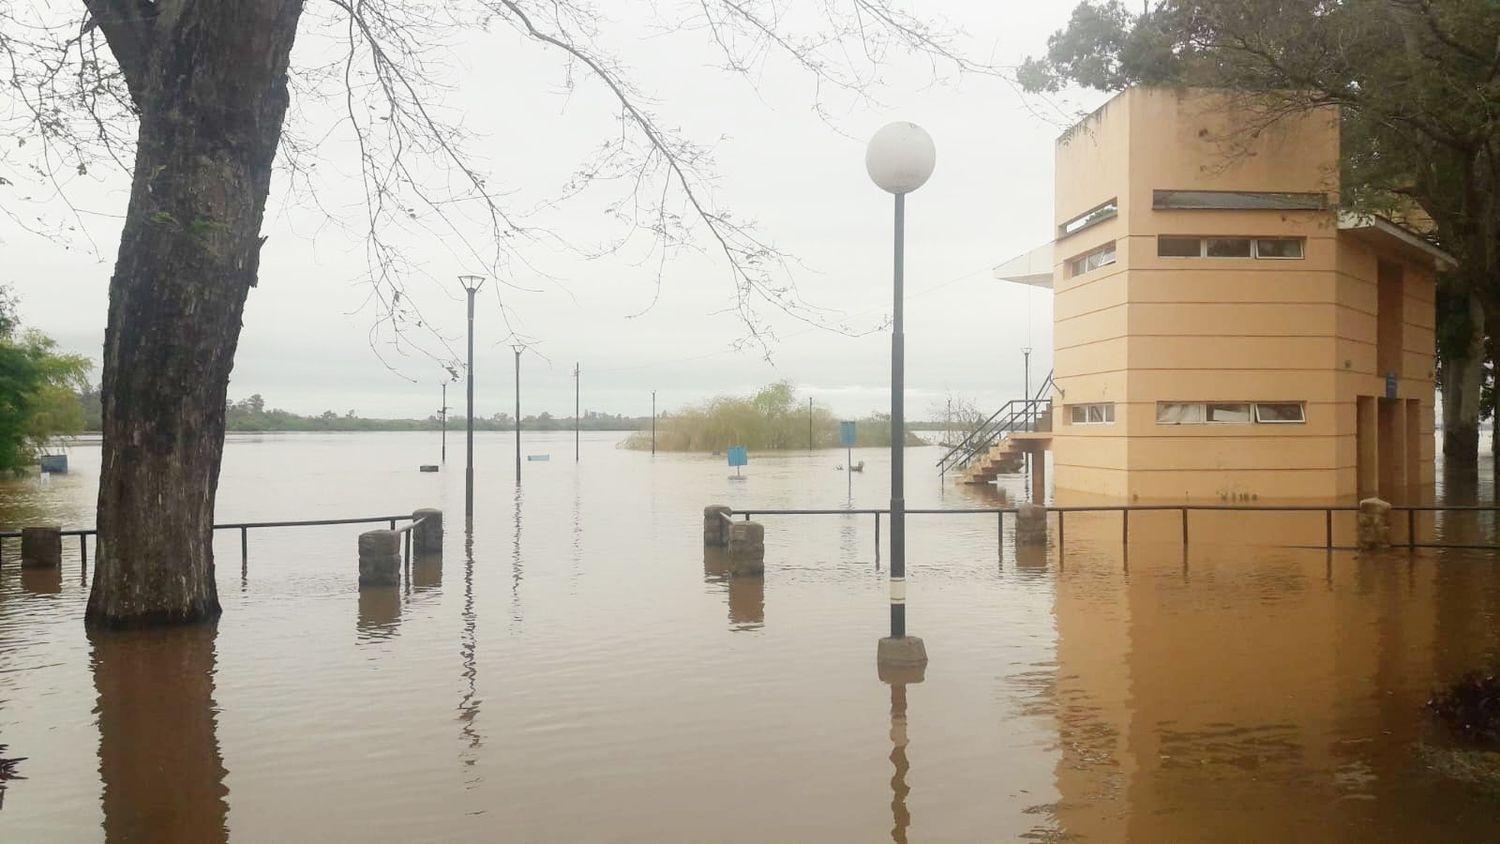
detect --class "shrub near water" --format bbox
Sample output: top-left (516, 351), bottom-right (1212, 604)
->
top-left (623, 381), bottom-right (918, 452)
top-left (1429, 671), bottom-right (1500, 747)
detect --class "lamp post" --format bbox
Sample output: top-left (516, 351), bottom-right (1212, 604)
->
top-left (459, 274), bottom-right (486, 522)
top-left (574, 362), bottom-right (581, 463)
top-left (867, 121), bottom-right (935, 672)
top-left (512, 344), bottom-right (525, 485)
top-left (651, 390), bottom-right (657, 455)
top-left (440, 382), bottom-right (448, 464)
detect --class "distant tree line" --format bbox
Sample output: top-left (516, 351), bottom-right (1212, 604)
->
top-left (212, 394), bottom-right (646, 432)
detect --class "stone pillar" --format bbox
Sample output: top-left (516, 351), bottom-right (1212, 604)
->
top-left (1015, 503), bottom-right (1047, 547)
top-left (358, 529), bottom-right (401, 587)
top-left (412, 508), bottom-right (443, 555)
top-left (1357, 498), bottom-right (1392, 550)
top-left (728, 521), bottom-right (765, 576)
top-left (21, 526), bottom-right (62, 569)
top-left (704, 505), bottom-right (732, 547)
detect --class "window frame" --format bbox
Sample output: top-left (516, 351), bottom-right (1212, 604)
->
top-left (1157, 235), bottom-right (1306, 260)
top-left (1069, 402), bottom-right (1115, 426)
top-left (1067, 241), bottom-right (1117, 277)
top-left (1059, 199), bottom-right (1119, 239)
top-left (1253, 402), bottom-right (1307, 424)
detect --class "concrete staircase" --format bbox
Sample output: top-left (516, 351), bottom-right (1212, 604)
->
top-left (957, 411), bottom-right (1053, 485)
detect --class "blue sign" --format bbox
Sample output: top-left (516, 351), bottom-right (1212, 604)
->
top-left (727, 446), bottom-right (748, 467)
top-left (1385, 373), bottom-right (1398, 400)
top-left (839, 420), bottom-right (856, 447)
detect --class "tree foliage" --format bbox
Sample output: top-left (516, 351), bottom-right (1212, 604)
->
top-left (625, 380), bottom-right (915, 451)
top-left (0, 287), bottom-right (90, 471)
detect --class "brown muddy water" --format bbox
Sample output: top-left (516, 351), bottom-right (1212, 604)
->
top-left (1, 431), bottom-right (1499, 842)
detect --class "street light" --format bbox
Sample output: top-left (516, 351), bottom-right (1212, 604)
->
top-left (512, 344), bottom-right (525, 485)
top-left (866, 121), bottom-right (935, 672)
top-left (459, 274), bottom-right (486, 523)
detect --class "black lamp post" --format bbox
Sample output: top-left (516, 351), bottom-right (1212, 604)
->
top-left (866, 121), bottom-right (935, 671)
top-left (458, 274), bottom-right (485, 522)
top-left (512, 344), bottom-right (524, 485)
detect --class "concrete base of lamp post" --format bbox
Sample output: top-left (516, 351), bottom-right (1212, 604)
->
top-left (877, 636), bottom-right (928, 683)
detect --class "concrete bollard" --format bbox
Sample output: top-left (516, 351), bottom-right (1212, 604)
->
top-left (704, 505), bottom-right (732, 547)
top-left (1357, 497), bottom-right (1392, 551)
top-left (728, 520), bottom-right (765, 576)
top-left (358, 529), bottom-right (402, 587)
top-left (412, 508), bottom-right (443, 555)
top-left (1015, 503), bottom-right (1048, 547)
top-left (21, 526), bottom-right (62, 569)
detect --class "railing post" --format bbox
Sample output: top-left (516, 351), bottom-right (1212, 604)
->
top-left (875, 511), bottom-right (881, 560)
top-left (1407, 509), bottom-right (1416, 548)
top-left (1325, 510), bottom-right (1333, 549)
top-left (241, 527), bottom-right (248, 564)
top-left (1057, 510), bottom-right (1065, 551)
top-left (1182, 508), bottom-right (1189, 546)
top-left (80, 534), bottom-right (87, 568)
top-left (1122, 509), bottom-right (1129, 547)
top-left (997, 511), bottom-right (1004, 554)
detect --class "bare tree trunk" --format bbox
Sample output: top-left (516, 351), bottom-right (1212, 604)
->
top-left (1441, 289), bottom-right (1485, 467)
top-left (85, 0), bottom-right (305, 627)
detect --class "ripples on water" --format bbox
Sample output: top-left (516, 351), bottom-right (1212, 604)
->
top-left (0, 432), bottom-right (1498, 842)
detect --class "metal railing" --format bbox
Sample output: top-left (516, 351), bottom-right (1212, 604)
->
top-left (730, 502), bottom-right (1500, 558)
top-left (0, 513), bottom-right (429, 575)
top-left (936, 370), bottom-right (1055, 475)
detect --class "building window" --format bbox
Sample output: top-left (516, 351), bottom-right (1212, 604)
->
top-left (1157, 236), bottom-right (1305, 260)
top-left (1059, 199), bottom-right (1118, 238)
top-left (1069, 403), bottom-right (1115, 425)
top-left (1254, 238), bottom-right (1304, 259)
top-left (1067, 241), bottom-right (1117, 277)
top-left (1254, 402), bottom-right (1306, 423)
top-left (1153, 190), bottom-right (1327, 211)
top-left (1156, 402), bottom-right (1306, 425)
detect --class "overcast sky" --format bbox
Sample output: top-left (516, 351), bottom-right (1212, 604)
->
top-left (1, 1), bottom-right (1104, 420)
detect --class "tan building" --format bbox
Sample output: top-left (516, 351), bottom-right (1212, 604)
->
top-left (990, 88), bottom-right (1453, 503)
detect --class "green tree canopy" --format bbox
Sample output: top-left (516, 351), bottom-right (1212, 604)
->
top-left (0, 288), bottom-right (90, 472)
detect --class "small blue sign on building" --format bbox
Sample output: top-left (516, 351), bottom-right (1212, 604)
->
top-left (1385, 372), bottom-right (1398, 400)
top-left (727, 446), bottom-right (748, 467)
top-left (839, 420), bottom-right (856, 447)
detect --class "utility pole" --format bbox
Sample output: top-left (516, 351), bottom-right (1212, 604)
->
top-left (808, 396), bottom-right (814, 451)
top-left (441, 382), bottom-right (448, 464)
top-left (512, 344), bottom-right (524, 485)
top-left (458, 275), bottom-right (485, 522)
top-left (574, 362), bottom-right (580, 463)
top-left (651, 390), bottom-right (657, 455)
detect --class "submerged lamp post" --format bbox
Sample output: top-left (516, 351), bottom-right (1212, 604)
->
top-left (459, 274), bottom-right (486, 522)
top-left (867, 121), bottom-right (935, 673)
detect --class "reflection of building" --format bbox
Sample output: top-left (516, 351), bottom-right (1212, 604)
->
top-left (994, 88), bottom-right (1451, 502)
top-left (1046, 541), bottom-right (1500, 840)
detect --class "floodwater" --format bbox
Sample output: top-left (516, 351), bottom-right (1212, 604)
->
top-left (1, 431), bottom-right (1499, 842)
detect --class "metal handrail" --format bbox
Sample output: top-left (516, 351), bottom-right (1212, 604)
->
top-left (730, 502), bottom-right (1500, 553)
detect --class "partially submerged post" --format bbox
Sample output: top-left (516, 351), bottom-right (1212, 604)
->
top-left (21, 526), bottom-right (62, 569)
top-left (1015, 503), bottom-right (1047, 547)
top-left (358, 529), bottom-right (401, 587)
top-left (703, 505), bottom-right (731, 547)
top-left (1357, 498), bottom-right (1393, 551)
top-left (412, 509), bottom-right (443, 555)
top-left (728, 521), bottom-right (765, 576)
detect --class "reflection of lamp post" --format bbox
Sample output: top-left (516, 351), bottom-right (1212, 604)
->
top-left (459, 274), bottom-right (485, 522)
top-left (867, 121), bottom-right (934, 671)
top-left (888, 682), bottom-right (912, 844)
top-left (512, 344), bottom-right (525, 485)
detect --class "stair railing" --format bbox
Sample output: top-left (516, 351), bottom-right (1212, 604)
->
top-left (936, 369), bottom-right (1054, 475)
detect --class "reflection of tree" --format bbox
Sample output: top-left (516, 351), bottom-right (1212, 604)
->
top-left (91, 625), bottom-right (227, 844)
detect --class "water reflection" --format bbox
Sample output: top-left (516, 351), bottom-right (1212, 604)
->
top-left (457, 529), bottom-right (483, 780)
top-left (20, 564), bottom-right (61, 595)
top-left (511, 488), bottom-right (523, 623)
top-left (356, 586), bottom-right (402, 640)
top-left (727, 575), bottom-right (764, 630)
top-left (91, 625), bottom-right (227, 844)
top-left (888, 683), bottom-right (912, 844)
top-left (412, 553), bottom-right (442, 591)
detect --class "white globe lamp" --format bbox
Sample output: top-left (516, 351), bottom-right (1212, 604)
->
top-left (866, 122), bottom-right (936, 194)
